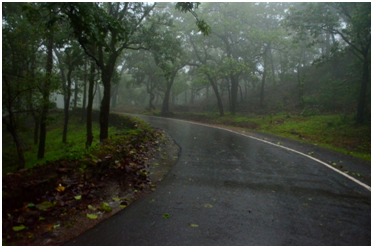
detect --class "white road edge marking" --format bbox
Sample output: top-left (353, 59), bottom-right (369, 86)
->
top-left (137, 115), bottom-right (371, 192)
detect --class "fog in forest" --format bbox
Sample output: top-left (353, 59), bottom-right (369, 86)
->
top-left (2, 3), bottom-right (371, 245)
top-left (3, 2), bottom-right (371, 167)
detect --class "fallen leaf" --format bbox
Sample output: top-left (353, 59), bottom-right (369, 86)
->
top-left (27, 203), bottom-right (35, 208)
top-left (86, 214), bottom-right (98, 219)
top-left (39, 216), bottom-right (45, 221)
top-left (308, 152), bottom-right (314, 155)
top-left (54, 224), bottom-right (60, 229)
top-left (13, 225), bottom-right (26, 231)
top-left (56, 185), bottom-right (65, 192)
top-left (87, 205), bottom-right (95, 210)
top-left (112, 197), bottom-right (121, 201)
top-left (163, 213), bottom-right (169, 219)
top-left (204, 204), bottom-right (213, 208)
top-left (36, 201), bottom-right (54, 211)
top-left (99, 202), bottom-right (112, 212)
top-left (120, 202), bottom-right (128, 208)
top-left (188, 223), bottom-right (199, 228)
top-left (74, 195), bottom-right (82, 200)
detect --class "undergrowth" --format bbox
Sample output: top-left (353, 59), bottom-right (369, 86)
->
top-left (2, 115), bottom-right (136, 175)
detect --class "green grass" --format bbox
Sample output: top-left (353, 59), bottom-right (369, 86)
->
top-left (174, 112), bottom-right (371, 161)
top-left (3, 116), bottom-right (121, 174)
top-left (254, 114), bottom-right (370, 161)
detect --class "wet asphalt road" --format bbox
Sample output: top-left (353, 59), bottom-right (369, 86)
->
top-left (65, 115), bottom-right (371, 245)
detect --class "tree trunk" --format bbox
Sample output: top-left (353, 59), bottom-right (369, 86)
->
top-left (73, 80), bottom-right (78, 108)
top-left (33, 117), bottom-right (39, 145)
top-left (184, 88), bottom-right (187, 104)
top-left (96, 83), bottom-right (102, 108)
top-left (230, 75), bottom-right (239, 115)
top-left (155, 93), bottom-right (159, 105)
top-left (100, 76), bottom-right (111, 141)
top-left (3, 75), bottom-right (26, 169)
top-left (111, 84), bottom-right (119, 109)
top-left (238, 84), bottom-right (243, 102)
top-left (190, 88), bottom-right (194, 104)
top-left (244, 78), bottom-right (249, 99)
top-left (146, 82), bottom-right (156, 110)
top-left (82, 57), bottom-right (87, 118)
top-left (161, 82), bottom-right (173, 116)
top-left (207, 76), bottom-right (224, 116)
top-left (297, 64), bottom-right (304, 107)
top-left (259, 44), bottom-right (270, 109)
top-left (148, 93), bottom-right (155, 110)
top-left (356, 54), bottom-right (370, 125)
top-left (171, 89), bottom-right (175, 106)
top-left (259, 66), bottom-right (266, 108)
top-left (63, 68), bottom-right (73, 143)
top-left (38, 29), bottom-right (54, 159)
top-left (86, 61), bottom-right (95, 148)
top-left (269, 47), bottom-right (276, 86)
top-left (205, 85), bottom-right (209, 102)
top-left (227, 80), bottom-right (231, 111)
top-left (3, 116), bottom-right (25, 170)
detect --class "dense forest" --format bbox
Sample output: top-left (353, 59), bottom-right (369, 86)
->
top-left (2, 2), bottom-right (371, 170)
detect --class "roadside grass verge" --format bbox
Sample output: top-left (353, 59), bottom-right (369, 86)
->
top-left (2, 115), bottom-right (123, 175)
top-left (173, 112), bottom-right (371, 161)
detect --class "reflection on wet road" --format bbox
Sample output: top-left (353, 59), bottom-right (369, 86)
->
top-left (66, 115), bottom-right (371, 246)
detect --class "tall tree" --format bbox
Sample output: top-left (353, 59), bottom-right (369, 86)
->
top-left (284, 2), bottom-right (371, 124)
top-left (63, 2), bottom-right (157, 141)
top-left (55, 42), bottom-right (84, 143)
top-left (151, 25), bottom-right (187, 116)
top-left (3, 3), bottom-right (42, 168)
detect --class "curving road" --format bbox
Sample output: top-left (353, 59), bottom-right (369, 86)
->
top-left (65, 115), bottom-right (371, 245)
